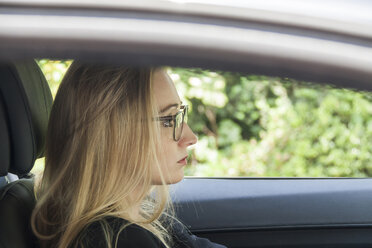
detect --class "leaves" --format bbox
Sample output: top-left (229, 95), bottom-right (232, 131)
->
top-left (169, 67), bottom-right (372, 177)
top-left (36, 61), bottom-right (372, 178)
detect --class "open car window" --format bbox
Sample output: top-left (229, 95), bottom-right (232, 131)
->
top-left (34, 60), bottom-right (372, 178)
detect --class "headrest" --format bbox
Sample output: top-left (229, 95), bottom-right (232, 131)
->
top-left (0, 61), bottom-right (53, 177)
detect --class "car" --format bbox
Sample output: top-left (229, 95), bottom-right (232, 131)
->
top-left (0, 0), bottom-right (372, 247)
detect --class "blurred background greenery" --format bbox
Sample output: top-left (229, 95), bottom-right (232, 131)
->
top-left (35, 59), bottom-right (372, 177)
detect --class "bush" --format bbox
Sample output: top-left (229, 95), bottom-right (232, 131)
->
top-left (36, 61), bottom-right (372, 177)
top-left (169, 68), bottom-right (372, 177)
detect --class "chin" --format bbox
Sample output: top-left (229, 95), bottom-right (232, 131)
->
top-left (152, 171), bottom-right (184, 185)
top-left (167, 171), bottom-right (184, 185)
top-left (171, 176), bottom-right (184, 184)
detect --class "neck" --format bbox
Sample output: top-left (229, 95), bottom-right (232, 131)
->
top-left (127, 187), bottom-right (145, 221)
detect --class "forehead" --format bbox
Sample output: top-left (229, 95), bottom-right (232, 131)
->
top-left (152, 69), bottom-right (181, 110)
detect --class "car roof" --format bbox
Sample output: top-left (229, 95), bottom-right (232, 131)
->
top-left (4, 0), bottom-right (372, 29)
top-left (1, 0), bottom-right (372, 91)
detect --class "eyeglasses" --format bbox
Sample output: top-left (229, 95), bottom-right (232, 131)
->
top-left (155, 105), bottom-right (188, 141)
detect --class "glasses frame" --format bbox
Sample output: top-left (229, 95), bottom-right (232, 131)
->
top-left (155, 105), bottom-right (188, 141)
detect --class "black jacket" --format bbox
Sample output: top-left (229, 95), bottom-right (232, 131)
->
top-left (76, 217), bottom-right (227, 248)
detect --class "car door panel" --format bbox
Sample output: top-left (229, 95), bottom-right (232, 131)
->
top-left (171, 178), bottom-right (372, 247)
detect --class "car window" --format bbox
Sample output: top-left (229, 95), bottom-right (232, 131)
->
top-left (31, 60), bottom-right (72, 176)
top-left (33, 60), bottom-right (372, 178)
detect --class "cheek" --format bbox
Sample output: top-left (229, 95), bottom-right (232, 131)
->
top-left (152, 136), bottom-right (183, 184)
top-left (151, 126), bottom-right (186, 185)
top-left (159, 135), bottom-right (176, 164)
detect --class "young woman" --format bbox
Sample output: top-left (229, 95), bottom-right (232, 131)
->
top-left (31, 62), bottom-right (227, 248)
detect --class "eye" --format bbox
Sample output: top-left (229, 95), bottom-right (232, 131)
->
top-left (162, 119), bottom-right (173, 128)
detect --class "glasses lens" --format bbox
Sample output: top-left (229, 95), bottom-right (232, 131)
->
top-left (183, 106), bottom-right (188, 124)
top-left (174, 111), bottom-right (184, 141)
top-left (174, 106), bottom-right (188, 141)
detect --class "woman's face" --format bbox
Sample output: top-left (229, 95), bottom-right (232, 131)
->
top-left (152, 69), bottom-right (198, 185)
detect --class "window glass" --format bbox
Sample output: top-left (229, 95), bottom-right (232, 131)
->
top-left (32, 59), bottom-right (72, 175)
top-left (34, 60), bottom-right (372, 178)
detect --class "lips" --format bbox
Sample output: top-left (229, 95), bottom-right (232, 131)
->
top-left (177, 155), bottom-right (188, 164)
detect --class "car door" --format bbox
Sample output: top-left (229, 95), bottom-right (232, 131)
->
top-left (172, 178), bottom-right (372, 247)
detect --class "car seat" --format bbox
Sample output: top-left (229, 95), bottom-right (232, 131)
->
top-left (0, 60), bottom-right (53, 248)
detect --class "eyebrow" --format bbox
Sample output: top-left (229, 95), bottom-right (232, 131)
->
top-left (159, 102), bottom-right (182, 114)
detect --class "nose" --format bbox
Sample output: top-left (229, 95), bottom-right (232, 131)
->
top-left (179, 123), bottom-right (197, 147)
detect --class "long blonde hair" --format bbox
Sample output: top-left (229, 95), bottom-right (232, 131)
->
top-left (31, 62), bottom-right (175, 248)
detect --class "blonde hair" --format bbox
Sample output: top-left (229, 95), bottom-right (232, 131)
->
top-left (31, 62), bottom-right (176, 248)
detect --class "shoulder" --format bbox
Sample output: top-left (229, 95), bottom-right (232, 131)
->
top-left (77, 217), bottom-right (166, 248)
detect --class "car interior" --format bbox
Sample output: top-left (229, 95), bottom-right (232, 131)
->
top-left (0, 2), bottom-right (372, 248)
top-left (1, 60), bottom-right (372, 248)
top-left (0, 60), bottom-right (52, 248)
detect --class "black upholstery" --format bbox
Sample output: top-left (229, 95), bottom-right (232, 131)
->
top-left (0, 94), bottom-right (10, 176)
top-left (0, 61), bottom-right (52, 177)
top-left (0, 60), bottom-right (53, 248)
top-left (0, 179), bottom-right (37, 248)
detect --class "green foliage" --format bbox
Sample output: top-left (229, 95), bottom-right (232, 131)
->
top-left (169, 68), bottom-right (372, 177)
top-left (37, 59), bottom-right (72, 97)
top-left (34, 60), bottom-right (372, 177)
